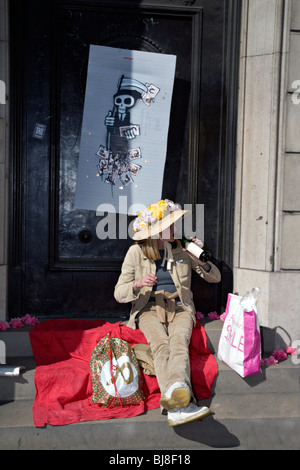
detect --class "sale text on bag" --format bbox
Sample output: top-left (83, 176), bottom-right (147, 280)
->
top-left (224, 315), bottom-right (244, 352)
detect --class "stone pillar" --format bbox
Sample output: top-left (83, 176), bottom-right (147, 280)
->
top-left (234, 0), bottom-right (300, 344)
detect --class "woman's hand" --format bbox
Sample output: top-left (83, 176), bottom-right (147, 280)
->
top-left (133, 273), bottom-right (157, 291)
top-left (190, 237), bottom-right (204, 247)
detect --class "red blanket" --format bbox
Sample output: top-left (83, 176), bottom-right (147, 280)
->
top-left (29, 319), bottom-right (218, 427)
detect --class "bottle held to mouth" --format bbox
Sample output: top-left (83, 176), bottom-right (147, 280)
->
top-left (181, 238), bottom-right (212, 263)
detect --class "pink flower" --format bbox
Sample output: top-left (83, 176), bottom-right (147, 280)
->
top-left (21, 314), bottom-right (40, 326)
top-left (0, 321), bottom-right (10, 331)
top-left (10, 317), bottom-right (24, 329)
top-left (208, 311), bottom-right (220, 320)
top-left (261, 347), bottom-right (295, 367)
top-left (286, 346), bottom-right (298, 355)
top-left (220, 312), bottom-right (227, 322)
top-left (261, 355), bottom-right (278, 366)
top-left (196, 312), bottom-right (204, 320)
top-left (272, 349), bottom-right (287, 361)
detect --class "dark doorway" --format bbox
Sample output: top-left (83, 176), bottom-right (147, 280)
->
top-left (9, 0), bottom-right (240, 319)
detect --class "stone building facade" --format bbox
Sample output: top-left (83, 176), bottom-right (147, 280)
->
top-left (0, 0), bottom-right (299, 344)
top-left (234, 0), bottom-right (300, 344)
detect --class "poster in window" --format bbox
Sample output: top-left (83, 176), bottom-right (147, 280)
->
top-left (74, 45), bottom-right (177, 215)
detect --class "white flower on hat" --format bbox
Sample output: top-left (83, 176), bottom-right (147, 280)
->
top-left (133, 199), bottom-right (177, 233)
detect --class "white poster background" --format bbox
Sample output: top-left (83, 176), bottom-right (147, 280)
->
top-left (74, 45), bottom-right (177, 215)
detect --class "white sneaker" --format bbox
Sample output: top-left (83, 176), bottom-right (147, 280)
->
top-left (159, 382), bottom-right (191, 411)
top-left (167, 403), bottom-right (211, 427)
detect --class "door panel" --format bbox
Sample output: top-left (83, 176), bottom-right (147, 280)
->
top-left (53, 3), bottom-right (201, 268)
top-left (9, 0), bottom-right (239, 318)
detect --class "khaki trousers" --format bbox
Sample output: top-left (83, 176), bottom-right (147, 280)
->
top-left (137, 302), bottom-right (194, 397)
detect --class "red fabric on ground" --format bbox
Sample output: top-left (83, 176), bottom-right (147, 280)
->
top-left (29, 319), bottom-right (218, 427)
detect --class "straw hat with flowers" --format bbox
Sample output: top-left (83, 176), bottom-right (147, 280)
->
top-left (132, 199), bottom-right (190, 241)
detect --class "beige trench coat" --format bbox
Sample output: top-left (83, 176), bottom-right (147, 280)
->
top-left (114, 243), bottom-right (221, 329)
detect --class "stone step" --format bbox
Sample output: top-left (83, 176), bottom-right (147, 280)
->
top-left (0, 326), bottom-right (34, 357)
top-left (0, 357), bottom-right (36, 401)
top-left (0, 355), bottom-right (298, 402)
top-left (203, 319), bottom-right (280, 354)
top-left (214, 357), bottom-right (300, 395)
top-left (0, 318), bottom-right (298, 402)
top-left (0, 336), bottom-right (299, 450)
top-left (0, 318), bottom-right (281, 360)
top-left (1, 395), bottom-right (300, 450)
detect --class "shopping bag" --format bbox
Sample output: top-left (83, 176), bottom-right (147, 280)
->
top-left (223, 292), bottom-right (243, 320)
top-left (90, 333), bottom-right (144, 408)
top-left (217, 288), bottom-right (261, 377)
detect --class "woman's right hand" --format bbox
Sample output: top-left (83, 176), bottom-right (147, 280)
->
top-left (133, 273), bottom-right (157, 290)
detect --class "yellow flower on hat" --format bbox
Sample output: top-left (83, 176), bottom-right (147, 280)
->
top-left (132, 198), bottom-right (188, 239)
top-left (149, 200), bottom-right (168, 220)
top-left (138, 221), bottom-right (147, 231)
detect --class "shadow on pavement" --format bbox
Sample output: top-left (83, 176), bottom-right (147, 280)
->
top-left (173, 413), bottom-right (240, 449)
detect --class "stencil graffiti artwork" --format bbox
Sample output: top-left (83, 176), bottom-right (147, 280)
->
top-left (98, 75), bottom-right (160, 188)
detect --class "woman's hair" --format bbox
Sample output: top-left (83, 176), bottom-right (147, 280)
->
top-left (140, 239), bottom-right (161, 260)
top-left (137, 238), bottom-right (180, 260)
